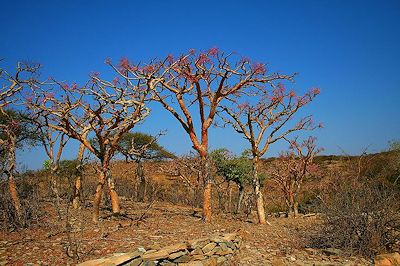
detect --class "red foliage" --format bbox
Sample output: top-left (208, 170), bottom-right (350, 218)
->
top-left (207, 47), bottom-right (220, 57)
top-left (118, 57), bottom-right (131, 70)
top-left (251, 62), bottom-right (266, 75)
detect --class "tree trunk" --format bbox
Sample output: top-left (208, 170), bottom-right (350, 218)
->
top-left (106, 171), bottom-right (120, 214)
top-left (92, 162), bottom-right (121, 222)
top-left (50, 167), bottom-right (61, 219)
top-left (236, 184), bottom-right (245, 214)
top-left (6, 134), bottom-right (21, 218)
top-left (287, 189), bottom-right (295, 217)
top-left (136, 161), bottom-right (146, 202)
top-left (72, 175), bottom-right (81, 209)
top-left (253, 156), bottom-right (266, 224)
top-left (92, 170), bottom-right (105, 223)
top-left (293, 192), bottom-right (299, 217)
top-left (201, 155), bottom-right (212, 222)
top-left (72, 143), bottom-right (85, 209)
top-left (8, 174), bottom-right (21, 217)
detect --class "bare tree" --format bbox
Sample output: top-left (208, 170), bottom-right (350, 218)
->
top-left (138, 48), bottom-right (295, 221)
top-left (270, 136), bottom-right (322, 217)
top-left (220, 83), bottom-right (320, 224)
top-left (158, 153), bottom-right (203, 209)
top-left (0, 62), bottom-right (41, 217)
top-left (117, 131), bottom-right (174, 202)
top-left (28, 68), bottom-right (153, 222)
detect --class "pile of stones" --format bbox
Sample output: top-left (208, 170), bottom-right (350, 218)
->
top-left (78, 233), bottom-right (242, 266)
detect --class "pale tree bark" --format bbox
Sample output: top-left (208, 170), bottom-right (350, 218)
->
top-left (6, 132), bottom-right (21, 218)
top-left (72, 142), bottom-right (86, 209)
top-left (252, 156), bottom-right (266, 224)
top-left (236, 184), bottom-right (245, 214)
top-left (220, 82), bottom-right (320, 224)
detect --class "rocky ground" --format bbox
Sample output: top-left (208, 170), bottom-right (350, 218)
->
top-left (0, 200), bottom-right (372, 265)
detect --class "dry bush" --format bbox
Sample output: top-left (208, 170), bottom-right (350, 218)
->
top-left (313, 178), bottom-right (400, 256)
top-left (0, 178), bottom-right (42, 229)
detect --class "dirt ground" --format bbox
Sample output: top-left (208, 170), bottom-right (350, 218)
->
top-left (0, 200), bottom-right (372, 266)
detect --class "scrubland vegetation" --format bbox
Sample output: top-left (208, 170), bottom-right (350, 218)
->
top-left (0, 51), bottom-right (399, 265)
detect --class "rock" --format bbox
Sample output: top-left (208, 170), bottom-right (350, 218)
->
top-left (202, 243), bottom-right (217, 254)
top-left (106, 251), bottom-right (142, 265)
top-left (271, 257), bottom-right (286, 266)
top-left (216, 255), bottom-right (227, 264)
top-left (142, 249), bottom-right (169, 260)
top-left (191, 254), bottom-right (207, 261)
top-left (126, 257), bottom-right (142, 266)
top-left (215, 247), bottom-right (233, 256)
top-left (190, 248), bottom-right (203, 255)
top-left (204, 246), bottom-right (221, 256)
top-left (174, 254), bottom-right (192, 263)
top-left (178, 261), bottom-right (204, 266)
top-left (201, 257), bottom-right (218, 266)
top-left (137, 247), bottom-right (147, 253)
top-left (77, 258), bottom-right (108, 266)
top-left (140, 261), bottom-right (157, 266)
top-left (187, 238), bottom-right (210, 250)
top-left (168, 250), bottom-right (188, 260)
top-left (159, 261), bottom-right (176, 266)
top-left (375, 252), bottom-right (400, 266)
top-left (322, 248), bottom-right (343, 256)
top-left (162, 243), bottom-right (188, 254)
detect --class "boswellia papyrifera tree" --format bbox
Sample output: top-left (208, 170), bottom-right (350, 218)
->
top-left (117, 48), bottom-right (294, 222)
top-left (220, 80), bottom-right (321, 224)
top-left (0, 62), bottom-right (40, 219)
top-left (117, 132), bottom-right (175, 202)
top-left (27, 64), bottom-right (154, 222)
top-left (270, 136), bottom-right (322, 217)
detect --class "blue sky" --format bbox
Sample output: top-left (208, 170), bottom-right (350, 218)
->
top-left (1, 0), bottom-right (399, 169)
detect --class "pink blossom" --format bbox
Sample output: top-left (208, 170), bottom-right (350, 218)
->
top-left (166, 54), bottom-right (174, 63)
top-left (197, 53), bottom-right (211, 65)
top-left (62, 83), bottom-right (69, 90)
top-left (142, 65), bottom-right (155, 73)
top-left (208, 47), bottom-right (219, 57)
top-left (112, 77), bottom-right (119, 85)
top-left (251, 62), bottom-right (266, 75)
top-left (71, 83), bottom-right (77, 91)
top-left (311, 88), bottom-right (321, 95)
top-left (105, 57), bottom-right (111, 64)
top-left (118, 57), bottom-right (130, 69)
top-left (318, 122), bottom-right (324, 128)
top-left (189, 48), bottom-right (196, 55)
top-left (289, 90), bottom-right (296, 97)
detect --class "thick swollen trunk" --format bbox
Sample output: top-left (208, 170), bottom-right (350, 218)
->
top-left (72, 175), bottom-right (81, 209)
top-left (136, 161), bottom-right (146, 202)
top-left (106, 172), bottom-right (120, 214)
top-left (8, 174), bottom-right (21, 217)
top-left (253, 156), bottom-right (266, 224)
top-left (6, 136), bottom-right (21, 217)
top-left (201, 155), bottom-right (212, 222)
top-left (92, 164), bottom-right (121, 222)
top-left (236, 184), bottom-right (245, 214)
top-left (286, 190), bottom-right (299, 218)
top-left (92, 171), bottom-right (105, 223)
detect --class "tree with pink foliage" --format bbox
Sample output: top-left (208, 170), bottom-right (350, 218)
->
top-left (220, 79), bottom-right (320, 224)
top-left (127, 48), bottom-right (295, 222)
top-left (270, 136), bottom-right (323, 217)
top-left (27, 64), bottom-right (154, 222)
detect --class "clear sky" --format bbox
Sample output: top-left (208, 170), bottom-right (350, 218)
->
top-left (1, 0), bottom-right (399, 170)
